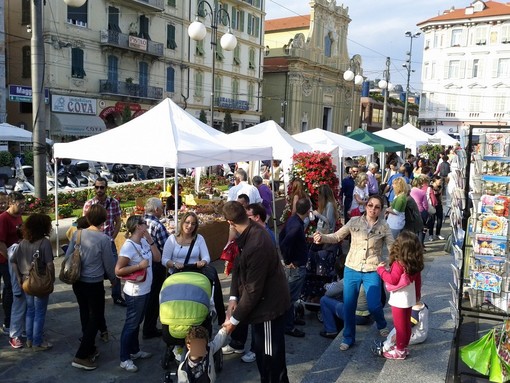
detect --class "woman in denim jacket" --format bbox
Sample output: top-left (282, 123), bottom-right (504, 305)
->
top-left (314, 195), bottom-right (394, 351)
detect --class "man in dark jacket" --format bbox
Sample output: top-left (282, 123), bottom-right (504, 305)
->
top-left (279, 197), bottom-right (311, 338)
top-left (223, 201), bottom-right (290, 383)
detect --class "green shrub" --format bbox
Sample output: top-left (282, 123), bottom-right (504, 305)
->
top-left (0, 151), bottom-right (13, 167)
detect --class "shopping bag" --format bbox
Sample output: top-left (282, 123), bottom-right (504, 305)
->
top-left (490, 329), bottom-right (510, 383)
top-left (460, 329), bottom-right (494, 375)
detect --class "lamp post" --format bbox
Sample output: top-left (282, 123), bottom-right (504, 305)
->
top-left (188, 1), bottom-right (237, 128)
top-left (343, 55), bottom-right (363, 131)
top-left (403, 30), bottom-right (421, 124)
top-left (31, 0), bottom-right (87, 199)
top-left (378, 57), bottom-right (393, 130)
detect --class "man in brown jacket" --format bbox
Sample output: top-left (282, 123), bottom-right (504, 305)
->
top-left (223, 201), bottom-right (290, 383)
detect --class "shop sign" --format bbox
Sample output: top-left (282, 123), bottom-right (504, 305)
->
top-left (128, 35), bottom-right (147, 51)
top-left (51, 95), bottom-right (97, 115)
top-left (9, 84), bottom-right (49, 103)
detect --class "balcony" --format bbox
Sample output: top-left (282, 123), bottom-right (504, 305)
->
top-left (100, 30), bottom-right (163, 58)
top-left (215, 97), bottom-right (249, 112)
top-left (124, 0), bottom-right (164, 11)
top-left (99, 80), bottom-right (163, 100)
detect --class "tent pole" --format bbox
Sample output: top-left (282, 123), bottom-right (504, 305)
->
top-left (270, 160), bottom-right (278, 246)
top-left (174, 169), bottom-right (178, 230)
top-left (54, 158), bottom-right (59, 256)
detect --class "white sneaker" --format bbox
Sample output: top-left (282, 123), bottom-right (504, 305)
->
top-left (222, 345), bottom-right (244, 355)
top-left (241, 351), bottom-right (256, 363)
top-left (437, 235), bottom-right (445, 240)
top-left (120, 359), bottom-right (138, 372)
top-left (130, 350), bottom-right (152, 360)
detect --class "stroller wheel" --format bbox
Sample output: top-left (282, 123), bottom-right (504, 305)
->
top-left (214, 349), bottom-right (223, 372)
top-left (164, 371), bottom-right (174, 383)
top-left (316, 311), bottom-right (323, 323)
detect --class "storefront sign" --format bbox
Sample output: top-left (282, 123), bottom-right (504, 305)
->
top-left (128, 35), bottom-right (147, 51)
top-left (8, 84), bottom-right (49, 103)
top-left (51, 95), bottom-right (97, 115)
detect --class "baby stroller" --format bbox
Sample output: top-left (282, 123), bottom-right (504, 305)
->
top-left (298, 243), bottom-right (341, 321)
top-left (159, 266), bottom-right (223, 383)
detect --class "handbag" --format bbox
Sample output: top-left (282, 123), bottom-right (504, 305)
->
top-left (385, 271), bottom-right (412, 292)
top-left (220, 240), bottom-right (239, 263)
top-left (22, 242), bottom-right (54, 297)
top-left (59, 230), bottom-right (82, 284)
top-left (118, 240), bottom-right (148, 282)
top-left (426, 187), bottom-right (436, 215)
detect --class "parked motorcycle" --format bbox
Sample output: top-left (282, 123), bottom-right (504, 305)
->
top-left (111, 163), bottom-right (130, 183)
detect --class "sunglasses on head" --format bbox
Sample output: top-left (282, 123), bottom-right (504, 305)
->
top-left (94, 185), bottom-right (106, 190)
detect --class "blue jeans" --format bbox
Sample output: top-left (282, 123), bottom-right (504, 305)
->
top-left (111, 241), bottom-right (122, 300)
top-left (25, 294), bottom-right (49, 346)
top-left (342, 267), bottom-right (386, 346)
top-left (8, 253), bottom-right (26, 338)
top-left (120, 293), bottom-right (149, 362)
top-left (320, 296), bottom-right (372, 333)
top-left (285, 266), bottom-right (306, 331)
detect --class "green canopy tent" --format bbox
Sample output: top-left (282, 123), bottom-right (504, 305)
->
top-left (344, 128), bottom-right (405, 152)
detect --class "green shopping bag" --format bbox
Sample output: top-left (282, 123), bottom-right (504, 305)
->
top-left (460, 329), bottom-right (495, 376)
top-left (491, 323), bottom-right (510, 382)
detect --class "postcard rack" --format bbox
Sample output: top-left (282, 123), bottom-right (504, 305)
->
top-left (453, 126), bottom-right (510, 381)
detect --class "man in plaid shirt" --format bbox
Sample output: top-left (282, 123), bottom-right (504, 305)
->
top-left (83, 177), bottom-right (126, 306)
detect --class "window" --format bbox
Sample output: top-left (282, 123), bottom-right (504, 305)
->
top-left (502, 25), bottom-right (510, 43)
top-left (196, 40), bottom-right (205, 56)
top-left (216, 43), bottom-right (224, 61)
top-left (166, 67), bottom-right (175, 93)
top-left (108, 7), bottom-right (121, 33)
top-left (107, 55), bottom-right (118, 83)
top-left (448, 60), bottom-right (460, 79)
top-left (139, 15), bottom-right (151, 40)
top-left (220, 3), bottom-right (229, 26)
top-left (472, 59), bottom-right (479, 78)
top-left (324, 34), bottom-right (332, 57)
top-left (71, 48), bottom-right (86, 78)
top-left (167, 24), bottom-right (177, 49)
top-left (248, 82), bottom-right (254, 108)
top-left (22, 46), bottom-right (31, 78)
top-left (372, 108), bottom-right (382, 124)
top-left (233, 45), bottom-right (241, 65)
top-left (451, 29), bottom-right (462, 46)
top-left (247, 14), bottom-right (260, 37)
top-left (231, 8), bottom-right (244, 32)
top-left (67, 2), bottom-right (87, 27)
top-left (215, 75), bottom-right (222, 98)
top-left (469, 93), bottom-right (481, 112)
top-left (167, 0), bottom-right (176, 6)
top-left (498, 58), bottom-right (510, 77)
top-left (475, 26), bottom-right (487, 45)
top-left (446, 94), bottom-right (457, 111)
top-left (198, 0), bottom-right (206, 17)
top-left (195, 71), bottom-right (203, 96)
top-left (139, 61), bottom-right (149, 97)
top-left (232, 78), bottom-right (239, 100)
top-left (433, 34), bottom-right (439, 48)
top-left (495, 91), bottom-right (507, 113)
top-left (248, 48), bottom-right (255, 69)
top-left (21, 0), bottom-right (30, 26)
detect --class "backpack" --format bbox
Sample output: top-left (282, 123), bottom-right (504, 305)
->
top-left (439, 161), bottom-right (450, 177)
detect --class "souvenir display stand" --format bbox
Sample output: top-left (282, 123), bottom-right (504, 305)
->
top-left (452, 126), bottom-right (510, 381)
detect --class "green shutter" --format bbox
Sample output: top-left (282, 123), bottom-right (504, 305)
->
top-left (167, 24), bottom-right (177, 49)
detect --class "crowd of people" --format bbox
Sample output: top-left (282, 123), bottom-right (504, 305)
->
top-left (0, 148), bottom-right (454, 380)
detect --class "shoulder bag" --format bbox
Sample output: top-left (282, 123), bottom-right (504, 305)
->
top-left (385, 271), bottom-right (412, 292)
top-left (22, 241), bottom-right (54, 297)
top-left (59, 230), bottom-right (82, 284)
top-left (426, 187), bottom-right (436, 215)
top-left (172, 237), bottom-right (197, 273)
top-left (118, 240), bottom-right (148, 282)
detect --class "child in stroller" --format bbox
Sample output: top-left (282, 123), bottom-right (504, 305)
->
top-left (160, 268), bottom-right (225, 383)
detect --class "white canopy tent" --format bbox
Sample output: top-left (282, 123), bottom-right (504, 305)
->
top-left (292, 128), bottom-right (374, 157)
top-left (432, 130), bottom-right (459, 146)
top-left (0, 122), bottom-right (53, 144)
top-left (53, 98), bottom-right (272, 249)
top-left (374, 128), bottom-right (426, 155)
top-left (397, 123), bottom-right (433, 143)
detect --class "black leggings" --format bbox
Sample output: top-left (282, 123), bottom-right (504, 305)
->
top-left (430, 204), bottom-right (443, 236)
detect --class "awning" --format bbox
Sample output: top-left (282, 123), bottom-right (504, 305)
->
top-left (52, 113), bottom-right (106, 137)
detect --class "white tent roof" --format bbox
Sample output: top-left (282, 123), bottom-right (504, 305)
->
top-left (53, 98), bottom-right (272, 168)
top-left (432, 130), bottom-right (459, 146)
top-left (374, 128), bottom-right (426, 154)
top-left (0, 122), bottom-right (52, 144)
top-left (292, 128), bottom-right (374, 157)
top-left (397, 123), bottom-right (432, 142)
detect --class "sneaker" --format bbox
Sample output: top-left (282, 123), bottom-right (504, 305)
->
top-left (130, 350), bottom-right (152, 360)
top-left (0, 324), bottom-right (9, 335)
top-left (379, 328), bottom-right (390, 337)
top-left (72, 357), bottom-right (97, 370)
top-left (222, 345), bottom-right (244, 355)
top-left (120, 359), bottom-right (138, 372)
top-left (285, 328), bottom-right (305, 337)
top-left (437, 235), bottom-right (445, 240)
top-left (89, 347), bottom-right (100, 362)
top-left (33, 342), bottom-right (53, 351)
top-left (241, 351), bottom-right (256, 363)
top-left (383, 348), bottom-right (406, 360)
top-left (26, 340), bottom-right (32, 348)
top-left (9, 337), bottom-right (23, 349)
top-left (427, 235), bottom-right (435, 242)
top-left (100, 331), bottom-right (109, 343)
top-left (113, 297), bottom-right (127, 307)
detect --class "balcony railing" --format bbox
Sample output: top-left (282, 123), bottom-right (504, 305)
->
top-left (100, 30), bottom-right (163, 58)
top-left (99, 80), bottom-right (163, 100)
top-left (124, 0), bottom-right (164, 11)
top-left (215, 97), bottom-right (249, 111)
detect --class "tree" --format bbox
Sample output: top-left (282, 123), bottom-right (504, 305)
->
top-left (199, 109), bottom-right (208, 124)
top-left (121, 105), bottom-right (132, 123)
top-left (223, 112), bottom-right (234, 133)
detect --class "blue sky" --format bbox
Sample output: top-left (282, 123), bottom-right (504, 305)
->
top-left (265, 0), bottom-right (470, 94)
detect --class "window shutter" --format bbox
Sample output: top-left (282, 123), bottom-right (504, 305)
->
top-left (167, 25), bottom-right (177, 49)
top-left (166, 67), bottom-right (175, 93)
top-left (247, 14), bottom-right (252, 35)
top-left (239, 11), bottom-right (245, 32)
top-left (460, 60), bottom-right (466, 79)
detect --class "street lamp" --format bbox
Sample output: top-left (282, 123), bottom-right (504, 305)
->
top-left (188, 1), bottom-right (237, 128)
top-left (403, 30), bottom-right (421, 124)
top-left (343, 55), bottom-right (364, 131)
top-left (31, 0), bottom-right (87, 199)
top-left (378, 57), bottom-right (393, 130)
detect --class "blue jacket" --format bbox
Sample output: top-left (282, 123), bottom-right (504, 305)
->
top-left (279, 214), bottom-right (308, 267)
